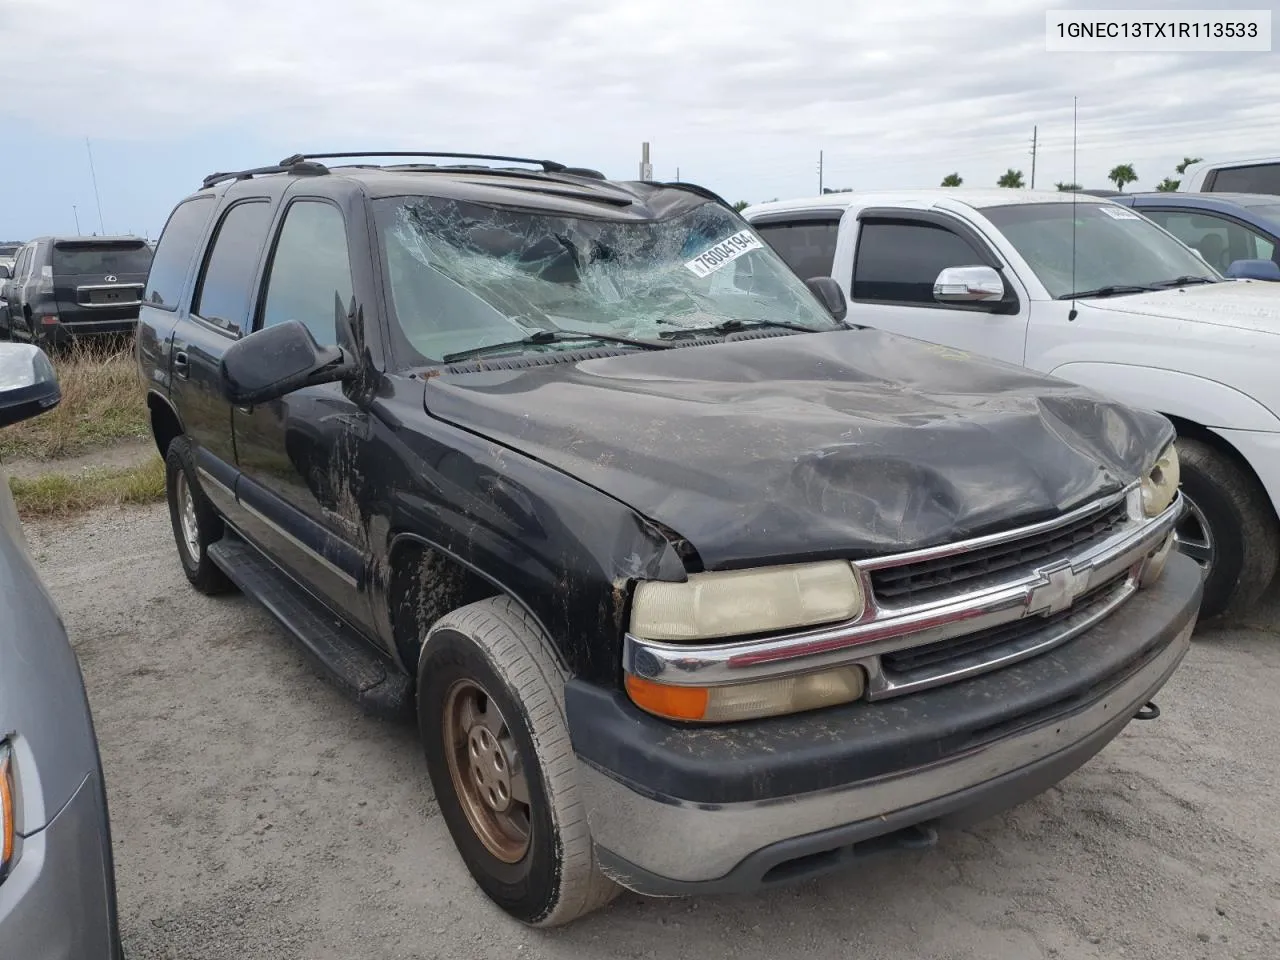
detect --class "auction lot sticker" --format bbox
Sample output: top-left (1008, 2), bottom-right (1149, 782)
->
top-left (685, 230), bottom-right (763, 278)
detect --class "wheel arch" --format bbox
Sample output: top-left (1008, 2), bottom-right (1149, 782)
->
top-left (385, 532), bottom-right (557, 675)
top-left (146, 390), bottom-right (185, 459)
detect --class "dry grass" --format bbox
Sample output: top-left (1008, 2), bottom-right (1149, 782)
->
top-left (8, 455), bottom-right (165, 518)
top-left (0, 339), bottom-right (149, 461)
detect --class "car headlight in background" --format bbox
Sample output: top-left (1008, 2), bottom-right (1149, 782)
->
top-left (1, 741), bottom-right (15, 883)
top-left (629, 560), bottom-right (865, 642)
top-left (1142, 442), bottom-right (1180, 517)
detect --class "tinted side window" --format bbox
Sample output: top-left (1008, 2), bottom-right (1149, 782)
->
top-left (853, 221), bottom-right (986, 303)
top-left (754, 220), bottom-right (840, 280)
top-left (145, 197), bottom-right (215, 308)
top-left (1207, 164), bottom-right (1280, 195)
top-left (1143, 209), bottom-right (1276, 270)
top-left (259, 201), bottom-right (353, 347)
top-left (192, 201), bottom-right (274, 331)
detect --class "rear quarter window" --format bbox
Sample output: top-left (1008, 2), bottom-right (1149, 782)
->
top-left (145, 196), bottom-right (216, 309)
top-left (52, 242), bottom-right (153, 277)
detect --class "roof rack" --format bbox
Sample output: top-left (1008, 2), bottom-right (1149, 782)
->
top-left (201, 152), bottom-right (601, 190)
top-left (278, 151), bottom-right (569, 172)
top-left (201, 159), bottom-right (329, 190)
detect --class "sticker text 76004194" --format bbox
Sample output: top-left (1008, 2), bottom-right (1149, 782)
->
top-left (684, 230), bottom-right (764, 279)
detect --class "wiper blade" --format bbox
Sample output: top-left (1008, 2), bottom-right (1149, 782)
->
top-left (1149, 275), bottom-right (1217, 288)
top-left (442, 329), bottom-right (670, 363)
top-left (659, 318), bottom-right (823, 339)
top-left (1056, 285), bottom-right (1153, 300)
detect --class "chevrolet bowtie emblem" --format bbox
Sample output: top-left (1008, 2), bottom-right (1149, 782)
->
top-left (1027, 562), bottom-right (1087, 616)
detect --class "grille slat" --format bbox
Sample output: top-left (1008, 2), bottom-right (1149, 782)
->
top-left (881, 573), bottom-right (1128, 676)
top-left (870, 500), bottom-right (1130, 607)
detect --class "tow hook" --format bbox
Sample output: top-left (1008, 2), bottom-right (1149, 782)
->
top-left (1133, 701), bottom-right (1161, 721)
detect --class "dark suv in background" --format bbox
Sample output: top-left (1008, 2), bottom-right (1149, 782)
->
top-left (1, 236), bottom-right (153, 345)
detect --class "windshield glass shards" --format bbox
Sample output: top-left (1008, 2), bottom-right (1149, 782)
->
top-left (373, 196), bottom-right (841, 363)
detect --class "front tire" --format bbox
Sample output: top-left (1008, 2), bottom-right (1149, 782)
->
top-left (418, 597), bottom-right (618, 927)
top-left (164, 436), bottom-right (233, 595)
top-left (1175, 436), bottom-right (1279, 619)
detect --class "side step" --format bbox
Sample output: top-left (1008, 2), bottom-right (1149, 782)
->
top-left (208, 531), bottom-right (414, 722)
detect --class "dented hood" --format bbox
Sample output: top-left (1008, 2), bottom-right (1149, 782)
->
top-left (424, 330), bottom-right (1173, 569)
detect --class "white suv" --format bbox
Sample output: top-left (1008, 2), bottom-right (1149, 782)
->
top-left (743, 189), bottom-right (1280, 618)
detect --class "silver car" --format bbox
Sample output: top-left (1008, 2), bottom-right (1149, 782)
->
top-left (0, 342), bottom-right (123, 958)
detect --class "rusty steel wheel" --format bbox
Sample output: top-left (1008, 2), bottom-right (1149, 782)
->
top-left (442, 678), bottom-right (532, 863)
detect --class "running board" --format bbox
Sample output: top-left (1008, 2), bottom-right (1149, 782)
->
top-left (208, 531), bottom-right (413, 722)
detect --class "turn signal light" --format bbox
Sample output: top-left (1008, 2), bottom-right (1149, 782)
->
top-left (625, 666), bottom-right (866, 723)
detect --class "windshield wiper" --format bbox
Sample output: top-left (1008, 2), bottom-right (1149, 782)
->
top-left (659, 318), bottom-right (825, 339)
top-left (442, 329), bottom-right (670, 363)
top-left (1149, 275), bottom-right (1217, 289)
top-left (1056, 285), bottom-right (1153, 300)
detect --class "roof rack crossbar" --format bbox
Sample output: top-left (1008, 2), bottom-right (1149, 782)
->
top-left (201, 159), bottom-right (330, 190)
top-left (277, 151), bottom-right (568, 173)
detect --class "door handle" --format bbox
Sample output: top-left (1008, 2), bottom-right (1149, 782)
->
top-left (173, 350), bottom-right (190, 380)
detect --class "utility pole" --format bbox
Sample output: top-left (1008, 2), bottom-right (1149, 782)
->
top-left (817, 150), bottom-right (824, 194)
top-left (1030, 126), bottom-right (1038, 189)
top-left (72, 205), bottom-right (81, 235)
top-left (675, 166), bottom-right (680, 182)
top-left (639, 142), bottom-right (653, 181)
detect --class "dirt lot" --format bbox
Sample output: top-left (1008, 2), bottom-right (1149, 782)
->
top-left (25, 504), bottom-right (1280, 960)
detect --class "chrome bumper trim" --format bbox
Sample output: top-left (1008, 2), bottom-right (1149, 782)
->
top-left (586, 618), bottom-right (1193, 884)
top-left (624, 491), bottom-right (1181, 697)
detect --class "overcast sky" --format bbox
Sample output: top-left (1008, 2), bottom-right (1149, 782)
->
top-left (0, 0), bottom-right (1275, 239)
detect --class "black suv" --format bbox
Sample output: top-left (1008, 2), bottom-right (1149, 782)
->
top-left (138, 152), bottom-right (1201, 926)
top-left (1, 235), bottom-right (153, 345)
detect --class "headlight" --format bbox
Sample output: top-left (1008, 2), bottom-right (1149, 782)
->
top-left (625, 666), bottom-right (867, 723)
top-left (1, 741), bottom-right (15, 883)
top-left (1142, 442), bottom-right (1180, 517)
top-left (629, 560), bottom-right (865, 642)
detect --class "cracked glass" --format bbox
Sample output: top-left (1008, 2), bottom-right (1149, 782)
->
top-left (373, 196), bottom-right (841, 363)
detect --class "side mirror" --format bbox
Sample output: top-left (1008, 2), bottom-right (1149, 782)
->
top-left (220, 320), bottom-right (354, 406)
top-left (0, 342), bottom-right (61, 429)
top-left (1225, 259), bottom-right (1280, 281)
top-left (804, 276), bottom-right (847, 322)
top-left (0, 265), bottom-right (11, 280)
top-left (933, 265), bottom-right (1005, 303)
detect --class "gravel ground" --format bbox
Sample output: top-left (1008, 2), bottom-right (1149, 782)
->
top-left (24, 504), bottom-right (1280, 960)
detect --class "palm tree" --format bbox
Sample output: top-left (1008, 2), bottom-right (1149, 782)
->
top-left (1055, 181), bottom-right (1082, 191)
top-left (997, 169), bottom-right (1025, 188)
top-left (732, 201), bottom-right (749, 212)
top-left (1175, 156), bottom-right (1203, 175)
top-left (941, 173), bottom-right (963, 187)
top-left (1156, 177), bottom-right (1180, 192)
top-left (1108, 163), bottom-right (1138, 192)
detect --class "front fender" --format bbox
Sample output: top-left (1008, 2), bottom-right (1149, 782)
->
top-left (1048, 361), bottom-right (1280, 433)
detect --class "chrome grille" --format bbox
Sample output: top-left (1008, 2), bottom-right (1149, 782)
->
top-left (869, 500), bottom-right (1131, 608)
top-left (879, 572), bottom-right (1130, 679)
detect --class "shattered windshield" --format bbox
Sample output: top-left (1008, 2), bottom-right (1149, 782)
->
top-left (373, 196), bottom-right (841, 363)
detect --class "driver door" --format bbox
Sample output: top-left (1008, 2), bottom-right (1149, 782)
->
top-left (232, 197), bottom-right (375, 633)
top-left (847, 213), bottom-right (1029, 366)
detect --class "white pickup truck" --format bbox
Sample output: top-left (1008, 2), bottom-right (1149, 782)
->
top-left (743, 189), bottom-right (1280, 619)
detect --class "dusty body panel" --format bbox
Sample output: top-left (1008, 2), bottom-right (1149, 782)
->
top-left (424, 329), bottom-right (1175, 570)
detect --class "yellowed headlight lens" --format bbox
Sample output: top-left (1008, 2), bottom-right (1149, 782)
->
top-left (1142, 443), bottom-right (1180, 517)
top-left (630, 561), bottom-right (864, 641)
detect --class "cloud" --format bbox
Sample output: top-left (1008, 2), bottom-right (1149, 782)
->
top-left (0, 0), bottom-right (1274, 216)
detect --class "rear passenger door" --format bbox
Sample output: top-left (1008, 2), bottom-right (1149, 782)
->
top-left (232, 196), bottom-right (373, 631)
top-left (847, 213), bottom-right (1029, 366)
top-left (170, 198), bottom-right (275, 511)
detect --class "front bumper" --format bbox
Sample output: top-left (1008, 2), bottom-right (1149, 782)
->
top-left (0, 771), bottom-right (122, 959)
top-left (568, 551), bottom-right (1202, 896)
